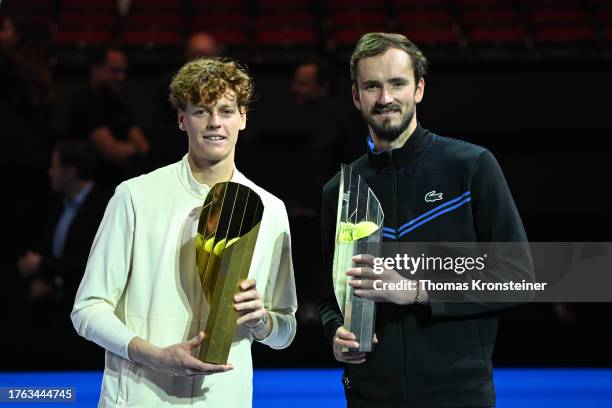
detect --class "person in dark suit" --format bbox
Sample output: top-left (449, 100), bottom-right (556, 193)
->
top-left (17, 140), bottom-right (109, 367)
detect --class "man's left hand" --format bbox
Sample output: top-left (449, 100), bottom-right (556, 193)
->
top-left (348, 254), bottom-right (421, 305)
top-left (234, 279), bottom-right (271, 339)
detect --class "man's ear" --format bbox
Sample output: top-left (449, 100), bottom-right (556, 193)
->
top-left (239, 107), bottom-right (247, 131)
top-left (178, 109), bottom-right (185, 131)
top-left (415, 78), bottom-right (425, 104)
top-left (351, 84), bottom-right (362, 111)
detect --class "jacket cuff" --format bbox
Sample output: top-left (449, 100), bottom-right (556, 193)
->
top-left (255, 311), bottom-right (296, 349)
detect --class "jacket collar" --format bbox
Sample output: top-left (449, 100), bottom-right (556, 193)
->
top-left (366, 123), bottom-right (432, 170)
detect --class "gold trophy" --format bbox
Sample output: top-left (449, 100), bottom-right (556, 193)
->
top-left (333, 164), bottom-right (384, 352)
top-left (195, 182), bottom-right (264, 364)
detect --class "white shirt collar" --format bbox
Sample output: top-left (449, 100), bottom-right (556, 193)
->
top-left (179, 154), bottom-right (245, 200)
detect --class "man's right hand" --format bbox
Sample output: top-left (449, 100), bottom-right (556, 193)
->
top-left (129, 332), bottom-right (233, 377)
top-left (332, 327), bottom-right (378, 364)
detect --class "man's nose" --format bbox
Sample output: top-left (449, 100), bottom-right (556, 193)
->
top-left (207, 113), bottom-right (222, 128)
top-left (378, 86), bottom-right (394, 105)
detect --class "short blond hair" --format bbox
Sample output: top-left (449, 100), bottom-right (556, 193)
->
top-left (169, 58), bottom-right (254, 111)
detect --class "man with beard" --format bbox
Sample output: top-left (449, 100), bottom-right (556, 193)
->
top-left (319, 33), bottom-right (532, 407)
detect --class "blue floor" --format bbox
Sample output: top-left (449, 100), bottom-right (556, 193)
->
top-left (1, 368), bottom-right (611, 407)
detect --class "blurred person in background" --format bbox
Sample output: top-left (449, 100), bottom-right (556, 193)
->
top-left (290, 56), bottom-right (365, 215)
top-left (18, 141), bottom-right (109, 313)
top-left (185, 32), bottom-right (223, 61)
top-left (288, 58), bottom-right (365, 326)
top-left (17, 141), bottom-right (109, 367)
top-left (292, 58), bottom-right (332, 106)
top-left (0, 15), bottom-right (54, 111)
top-left (0, 14), bottom-right (55, 275)
top-left (69, 46), bottom-right (150, 188)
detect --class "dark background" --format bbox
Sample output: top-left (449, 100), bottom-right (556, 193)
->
top-left (1, 0), bottom-right (611, 371)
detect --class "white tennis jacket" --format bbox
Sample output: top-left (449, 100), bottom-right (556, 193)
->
top-left (72, 155), bottom-right (297, 407)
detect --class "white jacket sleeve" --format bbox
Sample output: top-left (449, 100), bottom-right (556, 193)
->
top-left (257, 202), bottom-right (298, 349)
top-left (71, 183), bottom-right (137, 360)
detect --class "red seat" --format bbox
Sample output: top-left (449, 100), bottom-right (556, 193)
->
top-left (62, 0), bottom-right (116, 13)
top-left (391, 0), bottom-right (450, 9)
top-left (404, 27), bottom-right (459, 44)
top-left (2, 0), bottom-right (53, 13)
top-left (57, 13), bottom-right (116, 30)
top-left (2, 14), bottom-right (51, 28)
top-left (527, 9), bottom-right (588, 25)
top-left (395, 10), bottom-right (453, 25)
top-left (519, 0), bottom-right (579, 8)
top-left (53, 30), bottom-right (112, 47)
top-left (329, 11), bottom-right (386, 27)
top-left (125, 14), bottom-right (185, 30)
top-left (214, 30), bottom-right (250, 46)
top-left (256, 29), bottom-right (316, 46)
top-left (333, 28), bottom-right (386, 45)
top-left (585, 0), bottom-right (612, 6)
top-left (193, 0), bottom-right (247, 13)
top-left (328, 0), bottom-right (385, 8)
top-left (129, 0), bottom-right (182, 11)
top-left (122, 30), bottom-right (182, 47)
top-left (191, 13), bottom-right (249, 31)
top-left (457, 0), bottom-right (514, 8)
top-left (468, 26), bottom-right (527, 43)
top-left (593, 10), bottom-right (612, 24)
top-left (25, 15), bottom-right (52, 27)
top-left (5, 0), bottom-right (50, 5)
top-left (256, 0), bottom-right (312, 9)
top-left (460, 10), bottom-right (520, 25)
top-left (258, 13), bottom-right (315, 28)
top-left (534, 26), bottom-right (597, 43)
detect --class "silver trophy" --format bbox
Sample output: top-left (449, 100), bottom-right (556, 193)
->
top-left (332, 164), bottom-right (384, 352)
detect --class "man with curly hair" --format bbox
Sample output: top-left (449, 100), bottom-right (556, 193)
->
top-left (71, 58), bottom-right (297, 407)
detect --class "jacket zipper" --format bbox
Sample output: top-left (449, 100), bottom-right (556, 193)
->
top-left (391, 151), bottom-right (409, 402)
top-left (391, 151), bottom-right (399, 242)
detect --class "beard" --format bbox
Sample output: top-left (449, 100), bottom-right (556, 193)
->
top-left (365, 102), bottom-right (414, 143)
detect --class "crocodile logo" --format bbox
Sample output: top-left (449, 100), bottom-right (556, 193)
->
top-left (425, 191), bottom-right (443, 202)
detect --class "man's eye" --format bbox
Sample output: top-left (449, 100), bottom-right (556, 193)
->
top-left (195, 110), bottom-right (205, 114)
top-left (391, 82), bottom-right (405, 88)
top-left (366, 84), bottom-right (379, 90)
top-left (222, 109), bottom-right (235, 115)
